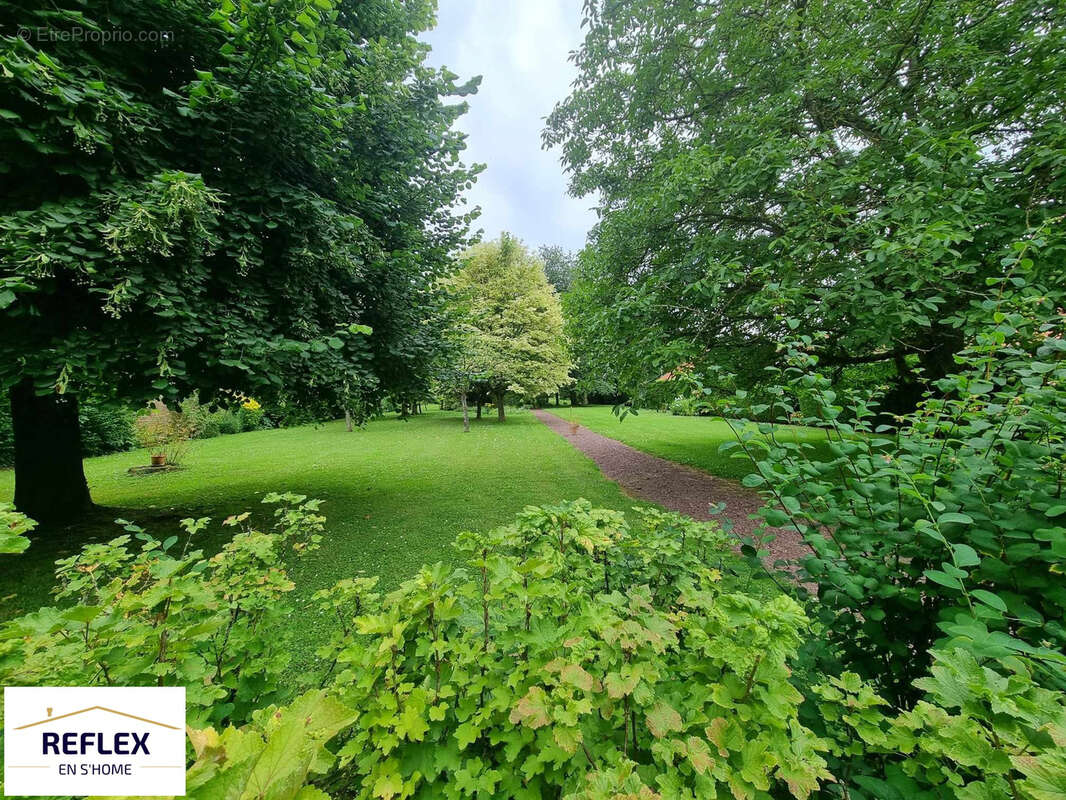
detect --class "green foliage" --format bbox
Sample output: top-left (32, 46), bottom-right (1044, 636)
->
top-left (444, 234), bottom-right (573, 407)
top-left (0, 503), bottom-right (34, 554)
top-left (177, 691), bottom-right (356, 800)
top-left (731, 237), bottom-right (1066, 707)
top-left (537, 244), bottom-right (576, 293)
top-left (321, 499), bottom-right (834, 799)
top-left (78, 402), bottom-right (137, 457)
top-left (548, 0), bottom-right (1066, 407)
top-left (0, 0), bottom-right (478, 419)
top-left (9, 488), bottom-right (1065, 797)
top-left (722, 226), bottom-right (1066, 797)
top-left (0, 495), bottom-right (324, 726)
top-left (814, 649), bottom-right (1066, 800)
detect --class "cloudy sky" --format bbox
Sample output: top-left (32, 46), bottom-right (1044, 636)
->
top-left (422, 0), bottom-right (597, 253)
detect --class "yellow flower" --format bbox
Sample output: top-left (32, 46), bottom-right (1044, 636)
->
top-left (242, 398), bottom-right (261, 411)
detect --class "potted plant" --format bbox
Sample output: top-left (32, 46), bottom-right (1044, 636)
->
top-left (134, 406), bottom-right (193, 469)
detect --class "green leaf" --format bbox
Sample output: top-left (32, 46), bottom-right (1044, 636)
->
top-left (951, 543), bottom-right (981, 567)
top-left (971, 590), bottom-right (1007, 612)
top-left (938, 512), bottom-right (974, 526)
top-left (924, 570), bottom-right (963, 590)
top-left (645, 701), bottom-right (683, 738)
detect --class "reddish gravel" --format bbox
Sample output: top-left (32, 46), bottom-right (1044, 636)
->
top-left (533, 410), bottom-right (811, 568)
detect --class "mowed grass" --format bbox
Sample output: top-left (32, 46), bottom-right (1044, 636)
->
top-left (0, 408), bottom-right (654, 666)
top-left (556, 405), bottom-right (834, 481)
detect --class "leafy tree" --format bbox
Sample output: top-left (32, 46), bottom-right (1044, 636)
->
top-left (447, 234), bottom-right (572, 421)
top-left (537, 244), bottom-right (575, 293)
top-left (434, 319), bottom-right (487, 432)
top-left (546, 0), bottom-right (1066, 410)
top-left (0, 0), bottom-right (479, 521)
top-left (723, 227), bottom-right (1066, 706)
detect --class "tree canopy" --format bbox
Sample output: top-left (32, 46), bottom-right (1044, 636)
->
top-left (0, 0), bottom-right (480, 519)
top-left (546, 0), bottom-right (1066, 408)
top-left (446, 234), bottom-right (571, 420)
top-left (537, 244), bottom-right (575, 293)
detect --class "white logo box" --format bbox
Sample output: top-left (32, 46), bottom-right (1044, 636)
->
top-left (4, 687), bottom-right (186, 797)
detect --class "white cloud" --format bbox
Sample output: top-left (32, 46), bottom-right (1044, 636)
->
top-left (422, 0), bottom-right (596, 253)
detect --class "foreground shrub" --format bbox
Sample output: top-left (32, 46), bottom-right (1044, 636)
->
top-left (718, 231), bottom-right (1066, 797)
top-left (182, 690), bottom-right (355, 800)
top-left (814, 648), bottom-right (1066, 800)
top-left (320, 500), bottom-right (835, 799)
top-left (729, 238), bottom-right (1066, 704)
top-left (0, 493), bottom-right (325, 726)
top-left (0, 503), bottom-right (34, 554)
top-left (9, 494), bottom-right (1063, 798)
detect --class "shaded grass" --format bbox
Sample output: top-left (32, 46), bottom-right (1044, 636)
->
top-left (0, 408), bottom-right (777, 674)
top-left (556, 405), bottom-right (835, 481)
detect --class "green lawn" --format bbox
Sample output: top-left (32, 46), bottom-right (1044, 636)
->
top-left (555, 405), bottom-right (833, 481)
top-left (0, 408), bottom-right (657, 665)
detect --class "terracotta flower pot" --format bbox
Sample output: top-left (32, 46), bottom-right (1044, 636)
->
top-left (568, 422), bottom-right (579, 435)
top-left (151, 454), bottom-right (167, 467)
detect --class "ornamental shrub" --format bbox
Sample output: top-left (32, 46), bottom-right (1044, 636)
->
top-left (320, 500), bottom-right (836, 799)
top-left (6, 493), bottom-right (1063, 798)
top-left (0, 493), bottom-right (326, 727)
top-left (729, 232), bottom-right (1066, 707)
top-left (718, 228), bottom-right (1066, 797)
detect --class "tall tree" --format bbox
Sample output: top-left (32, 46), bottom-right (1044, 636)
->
top-left (546, 0), bottom-right (1066, 408)
top-left (448, 234), bottom-right (572, 421)
top-left (537, 244), bottom-right (575, 293)
top-left (0, 0), bottom-right (480, 521)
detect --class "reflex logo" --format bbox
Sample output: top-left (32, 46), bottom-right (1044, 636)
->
top-left (4, 687), bottom-right (186, 796)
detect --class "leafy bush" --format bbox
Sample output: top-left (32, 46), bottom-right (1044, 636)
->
top-left (813, 649), bottom-right (1066, 799)
top-left (724, 230), bottom-right (1066, 797)
top-left (0, 494), bottom-right (325, 727)
top-left (78, 402), bottom-right (137, 457)
top-left (214, 410), bottom-right (242, 435)
top-left (320, 500), bottom-right (837, 799)
top-left (238, 398), bottom-right (272, 431)
top-left (667, 394), bottom-right (703, 416)
top-left (0, 503), bottom-right (34, 554)
top-left (7, 488), bottom-right (1064, 798)
top-left (183, 690), bottom-right (355, 800)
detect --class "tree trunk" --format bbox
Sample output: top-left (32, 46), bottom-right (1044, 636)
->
top-left (555, 392), bottom-right (559, 407)
top-left (476, 402), bottom-right (482, 419)
top-left (460, 392), bottom-right (470, 433)
top-left (345, 409), bottom-right (353, 432)
top-left (496, 390), bottom-right (505, 422)
top-left (10, 380), bottom-right (92, 524)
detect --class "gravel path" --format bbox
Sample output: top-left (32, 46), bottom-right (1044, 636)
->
top-left (533, 410), bottom-right (810, 566)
